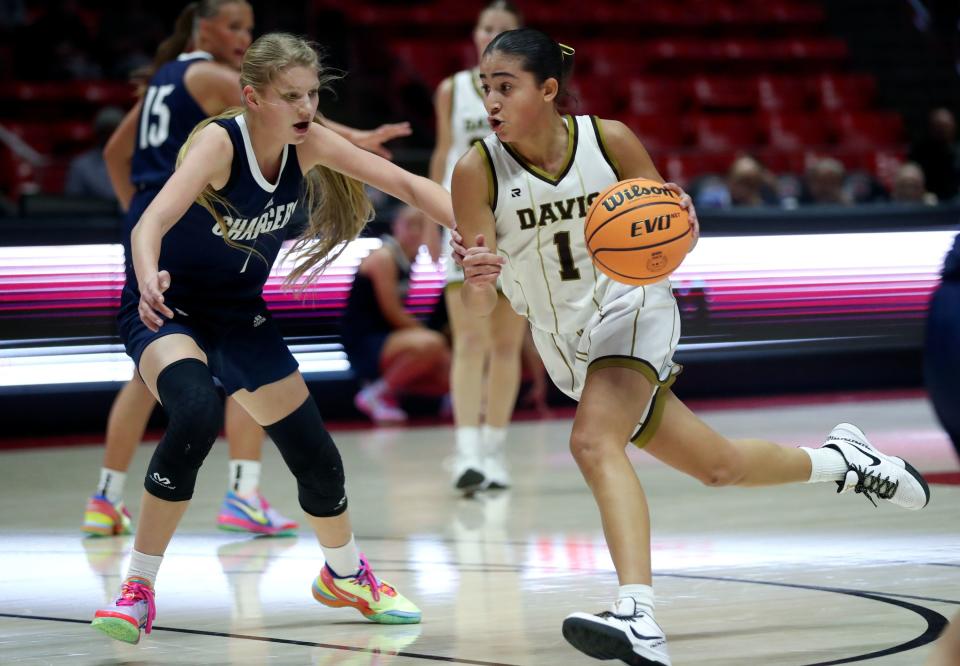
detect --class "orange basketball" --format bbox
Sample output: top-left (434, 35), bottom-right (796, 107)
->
top-left (585, 178), bottom-right (692, 286)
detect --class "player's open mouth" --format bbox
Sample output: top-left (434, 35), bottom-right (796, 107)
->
top-left (488, 117), bottom-right (504, 132)
top-left (293, 121), bottom-right (310, 133)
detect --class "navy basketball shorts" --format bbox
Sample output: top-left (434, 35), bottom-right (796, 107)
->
top-left (118, 286), bottom-right (299, 394)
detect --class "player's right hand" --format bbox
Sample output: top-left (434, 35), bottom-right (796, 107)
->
top-left (139, 270), bottom-right (173, 332)
top-left (462, 234), bottom-right (504, 287)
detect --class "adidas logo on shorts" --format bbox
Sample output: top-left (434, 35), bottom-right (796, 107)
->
top-left (253, 314), bottom-right (266, 328)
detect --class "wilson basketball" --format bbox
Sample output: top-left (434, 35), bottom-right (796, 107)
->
top-left (585, 178), bottom-right (692, 286)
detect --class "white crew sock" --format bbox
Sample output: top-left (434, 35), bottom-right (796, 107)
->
top-left (800, 446), bottom-right (848, 483)
top-left (322, 534), bottom-right (362, 578)
top-left (618, 583), bottom-right (655, 617)
top-left (228, 459), bottom-right (261, 498)
top-left (456, 426), bottom-right (482, 457)
top-left (482, 425), bottom-right (507, 451)
top-left (97, 468), bottom-right (126, 505)
top-left (125, 550), bottom-right (163, 587)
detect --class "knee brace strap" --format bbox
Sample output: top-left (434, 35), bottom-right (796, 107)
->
top-left (145, 358), bottom-right (223, 501)
top-left (266, 397), bottom-right (347, 517)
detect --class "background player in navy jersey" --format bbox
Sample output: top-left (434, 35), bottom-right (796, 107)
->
top-left (453, 28), bottom-right (931, 666)
top-left (84, 0), bottom-right (413, 538)
top-left (90, 32), bottom-right (455, 645)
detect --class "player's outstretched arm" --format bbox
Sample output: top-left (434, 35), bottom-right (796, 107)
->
top-left (103, 100), bottom-right (142, 212)
top-left (451, 145), bottom-right (503, 317)
top-left (300, 121), bottom-right (454, 229)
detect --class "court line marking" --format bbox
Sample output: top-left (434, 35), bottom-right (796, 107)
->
top-left (0, 612), bottom-right (522, 666)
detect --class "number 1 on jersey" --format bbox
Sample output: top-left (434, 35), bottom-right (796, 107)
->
top-left (553, 231), bottom-right (581, 281)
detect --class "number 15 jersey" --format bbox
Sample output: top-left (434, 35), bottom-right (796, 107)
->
top-left (478, 114), bottom-right (620, 335)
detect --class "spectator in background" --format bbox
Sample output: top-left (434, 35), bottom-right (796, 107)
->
top-left (803, 157), bottom-right (851, 206)
top-left (891, 162), bottom-right (938, 205)
top-left (694, 155), bottom-right (780, 209)
top-left (341, 206), bottom-right (450, 425)
top-left (909, 107), bottom-right (960, 201)
top-left (64, 106), bottom-right (124, 201)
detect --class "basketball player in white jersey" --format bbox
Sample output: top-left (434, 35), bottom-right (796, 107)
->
top-left (452, 28), bottom-right (931, 666)
top-left (427, 1), bottom-right (529, 492)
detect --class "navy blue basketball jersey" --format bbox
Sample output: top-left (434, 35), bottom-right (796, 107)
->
top-left (144, 114), bottom-right (304, 306)
top-left (130, 51), bottom-right (215, 188)
top-left (943, 233), bottom-right (960, 281)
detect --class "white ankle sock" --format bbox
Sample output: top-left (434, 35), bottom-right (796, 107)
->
top-left (800, 446), bottom-right (848, 483)
top-left (482, 425), bottom-right (507, 451)
top-left (322, 535), bottom-right (361, 578)
top-left (97, 468), bottom-right (126, 505)
top-left (126, 550), bottom-right (163, 587)
top-left (618, 583), bottom-right (655, 616)
top-left (229, 459), bottom-right (261, 497)
top-left (456, 426), bottom-right (482, 456)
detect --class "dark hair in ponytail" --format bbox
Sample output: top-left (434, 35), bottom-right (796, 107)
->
top-left (484, 28), bottom-right (574, 102)
top-left (133, 0), bottom-right (248, 93)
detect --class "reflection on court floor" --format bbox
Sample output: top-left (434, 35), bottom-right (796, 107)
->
top-left (1, 394), bottom-right (958, 665)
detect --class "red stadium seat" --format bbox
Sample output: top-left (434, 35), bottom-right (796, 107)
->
top-left (623, 113), bottom-right (688, 152)
top-left (761, 113), bottom-right (831, 150)
top-left (755, 75), bottom-right (812, 112)
top-left (68, 81), bottom-right (135, 108)
top-left (815, 74), bottom-right (876, 111)
top-left (566, 78), bottom-right (624, 117)
top-left (692, 115), bottom-right (759, 151)
top-left (831, 111), bottom-right (904, 147)
top-left (660, 152), bottom-right (736, 186)
top-left (389, 40), bottom-right (466, 89)
top-left (581, 42), bottom-right (647, 78)
top-left (770, 38), bottom-right (848, 67)
top-left (690, 76), bottom-right (757, 111)
top-left (626, 77), bottom-right (686, 115)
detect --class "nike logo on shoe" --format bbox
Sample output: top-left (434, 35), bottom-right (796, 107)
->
top-left (630, 626), bottom-right (666, 642)
top-left (229, 498), bottom-right (268, 525)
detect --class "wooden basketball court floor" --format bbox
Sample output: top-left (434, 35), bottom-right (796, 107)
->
top-left (1, 393), bottom-right (958, 665)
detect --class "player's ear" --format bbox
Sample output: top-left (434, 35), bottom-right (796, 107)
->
top-left (241, 84), bottom-right (259, 109)
top-left (542, 77), bottom-right (559, 104)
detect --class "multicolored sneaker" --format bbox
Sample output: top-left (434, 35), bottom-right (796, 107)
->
top-left (217, 491), bottom-right (299, 536)
top-left (91, 577), bottom-right (156, 645)
top-left (312, 554), bottom-right (421, 624)
top-left (82, 494), bottom-right (132, 537)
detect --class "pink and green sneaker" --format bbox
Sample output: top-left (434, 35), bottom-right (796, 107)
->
top-left (312, 554), bottom-right (421, 624)
top-left (216, 491), bottom-right (298, 536)
top-left (91, 578), bottom-right (156, 644)
top-left (82, 494), bottom-right (132, 537)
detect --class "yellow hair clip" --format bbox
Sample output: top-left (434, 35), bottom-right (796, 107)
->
top-left (559, 43), bottom-right (576, 58)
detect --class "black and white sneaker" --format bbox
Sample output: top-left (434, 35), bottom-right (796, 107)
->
top-left (562, 598), bottom-right (671, 666)
top-left (823, 423), bottom-right (930, 510)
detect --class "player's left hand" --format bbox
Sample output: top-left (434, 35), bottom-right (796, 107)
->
top-left (664, 182), bottom-right (700, 252)
top-left (354, 122), bottom-right (413, 160)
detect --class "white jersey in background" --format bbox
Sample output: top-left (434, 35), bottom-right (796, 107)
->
top-left (441, 69), bottom-right (490, 190)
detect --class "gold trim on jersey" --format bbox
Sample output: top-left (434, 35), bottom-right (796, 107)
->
top-left (497, 246), bottom-right (532, 316)
top-left (447, 74), bottom-right (456, 125)
top-left (474, 140), bottom-right (498, 209)
top-left (550, 333), bottom-right (576, 392)
top-left (528, 180), bottom-right (562, 332)
top-left (502, 115), bottom-right (579, 186)
top-left (591, 116), bottom-right (621, 180)
top-left (586, 355), bottom-right (682, 449)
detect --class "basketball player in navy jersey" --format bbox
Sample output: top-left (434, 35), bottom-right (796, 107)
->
top-left (85, 0), bottom-right (413, 538)
top-left (453, 28), bottom-right (931, 666)
top-left (91, 32), bottom-right (454, 644)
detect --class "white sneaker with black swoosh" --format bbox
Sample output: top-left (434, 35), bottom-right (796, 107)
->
top-left (823, 422), bottom-right (930, 510)
top-left (562, 598), bottom-right (670, 666)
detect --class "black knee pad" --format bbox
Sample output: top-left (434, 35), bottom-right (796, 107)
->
top-left (266, 397), bottom-right (347, 517)
top-left (144, 358), bottom-right (223, 501)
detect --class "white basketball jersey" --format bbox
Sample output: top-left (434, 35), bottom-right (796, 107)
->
top-left (479, 115), bottom-right (622, 335)
top-left (442, 69), bottom-right (490, 190)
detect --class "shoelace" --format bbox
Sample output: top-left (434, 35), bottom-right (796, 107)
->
top-left (836, 464), bottom-right (899, 507)
top-left (116, 579), bottom-right (156, 633)
top-left (350, 555), bottom-right (395, 602)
